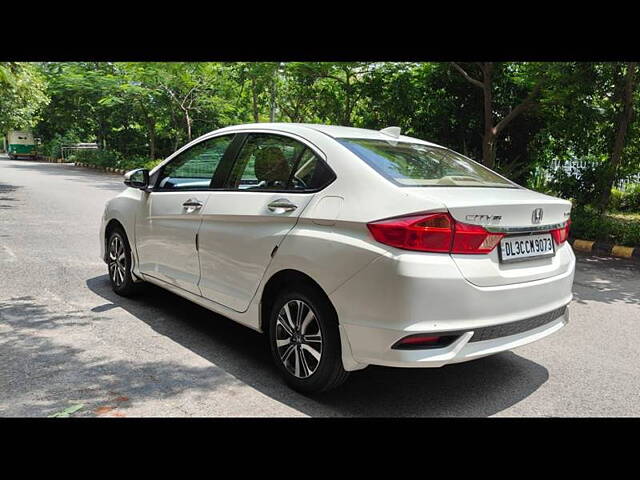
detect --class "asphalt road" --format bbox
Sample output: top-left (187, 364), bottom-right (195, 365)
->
top-left (1, 155), bottom-right (639, 417)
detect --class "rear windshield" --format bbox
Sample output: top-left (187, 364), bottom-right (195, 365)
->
top-left (337, 138), bottom-right (516, 188)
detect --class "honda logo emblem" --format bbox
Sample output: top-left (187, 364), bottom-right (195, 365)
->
top-left (532, 208), bottom-right (544, 224)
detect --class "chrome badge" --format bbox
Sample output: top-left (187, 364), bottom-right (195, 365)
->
top-left (465, 214), bottom-right (502, 225)
top-left (532, 208), bottom-right (544, 224)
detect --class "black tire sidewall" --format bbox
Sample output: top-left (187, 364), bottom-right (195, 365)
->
top-left (268, 285), bottom-right (345, 394)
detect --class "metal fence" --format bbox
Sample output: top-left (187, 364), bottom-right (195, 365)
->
top-left (61, 143), bottom-right (99, 161)
top-left (547, 159), bottom-right (640, 191)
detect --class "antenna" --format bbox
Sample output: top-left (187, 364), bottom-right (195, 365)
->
top-left (380, 126), bottom-right (401, 139)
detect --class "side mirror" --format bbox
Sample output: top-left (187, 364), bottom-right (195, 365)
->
top-left (124, 168), bottom-right (150, 190)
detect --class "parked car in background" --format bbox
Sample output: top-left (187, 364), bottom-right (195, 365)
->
top-left (99, 123), bottom-right (575, 393)
top-left (6, 130), bottom-right (37, 159)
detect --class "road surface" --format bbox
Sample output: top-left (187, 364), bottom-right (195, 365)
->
top-left (1, 155), bottom-right (639, 417)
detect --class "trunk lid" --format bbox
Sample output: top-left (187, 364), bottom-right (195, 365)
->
top-left (405, 187), bottom-right (573, 286)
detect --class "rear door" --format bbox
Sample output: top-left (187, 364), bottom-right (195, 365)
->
top-left (197, 132), bottom-right (335, 312)
top-left (135, 134), bottom-right (236, 294)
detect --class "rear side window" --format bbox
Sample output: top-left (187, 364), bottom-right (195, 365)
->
top-left (227, 133), bottom-right (335, 192)
top-left (337, 138), bottom-right (515, 188)
top-left (157, 135), bottom-right (234, 190)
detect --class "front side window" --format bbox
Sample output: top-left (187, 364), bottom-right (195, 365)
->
top-left (156, 134), bottom-right (234, 190)
top-left (337, 138), bottom-right (515, 188)
top-left (227, 133), bottom-right (335, 191)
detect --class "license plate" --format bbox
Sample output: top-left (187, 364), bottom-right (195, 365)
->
top-left (499, 233), bottom-right (555, 263)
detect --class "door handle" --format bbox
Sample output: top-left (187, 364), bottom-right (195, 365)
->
top-left (182, 199), bottom-right (203, 211)
top-left (267, 199), bottom-right (297, 213)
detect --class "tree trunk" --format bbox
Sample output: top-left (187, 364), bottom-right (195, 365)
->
top-left (481, 63), bottom-right (496, 168)
top-left (148, 118), bottom-right (156, 160)
top-left (251, 77), bottom-right (260, 122)
top-left (597, 62), bottom-right (638, 212)
top-left (482, 131), bottom-right (496, 169)
top-left (269, 73), bottom-right (276, 122)
top-left (185, 110), bottom-right (192, 142)
top-left (451, 62), bottom-right (542, 170)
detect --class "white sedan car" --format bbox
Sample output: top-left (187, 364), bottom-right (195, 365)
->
top-left (100, 123), bottom-right (575, 393)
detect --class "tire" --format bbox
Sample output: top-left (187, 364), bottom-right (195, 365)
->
top-left (106, 227), bottom-right (138, 297)
top-left (268, 285), bottom-right (349, 394)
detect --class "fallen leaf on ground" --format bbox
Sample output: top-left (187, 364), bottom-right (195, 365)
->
top-left (48, 404), bottom-right (84, 418)
top-left (94, 406), bottom-right (115, 415)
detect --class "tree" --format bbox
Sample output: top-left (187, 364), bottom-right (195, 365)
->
top-left (596, 62), bottom-right (638, 212)
top-left (276, 62), bottom-right (321, 123)
top-left (22, 60), bottom-right (640, 206)
top-left (534, 62), bottom-right (640, 210)
top-left (290, 62), bottom-right (374, 126)
top-left (35, 62), bottom-right (123, 153)
top-left (451, 62), bottom-right (544, 168)
top-left (0, 62), bottom-right (49, 133)
top-left (231, 63), bottom-right (280, 123)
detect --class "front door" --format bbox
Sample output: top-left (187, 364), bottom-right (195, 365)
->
top-left (135, 134), bottom-right (236, 294)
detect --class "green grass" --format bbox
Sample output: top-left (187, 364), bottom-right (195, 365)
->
top-left (608, 211), bottom-right (640, 222)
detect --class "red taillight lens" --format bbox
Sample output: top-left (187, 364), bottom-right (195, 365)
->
top-left (366, 212), bottom-right (454, 253)
top-left (367, 212), bottom-right (504, 254)
top-left (551, 219), bottom-right (571, 245)
top-left (451, 221), bottom-right (505, 254)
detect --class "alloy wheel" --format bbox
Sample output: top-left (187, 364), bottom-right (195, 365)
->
top-left (108, 235), bottom-right (127, 287)
top-left (275, 299), bottom-right (323, 379)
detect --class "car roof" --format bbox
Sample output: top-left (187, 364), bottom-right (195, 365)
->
top-left (221, 123), bottom-right (444, 148)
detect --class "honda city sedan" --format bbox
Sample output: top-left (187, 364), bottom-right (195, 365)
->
top-left (100, 123), bottom-right (575, 393)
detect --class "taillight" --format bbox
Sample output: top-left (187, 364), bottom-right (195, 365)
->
top-left (365, 212), bottom-right (453, 252)
top-left (451, 221), bottom-right (504, 254)
top-left (551, 219), bottom-right (571, 245)
top-left (367, 212), bottom-right (505, 254)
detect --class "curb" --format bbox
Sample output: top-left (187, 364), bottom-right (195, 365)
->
top-left (569, 237), bottom-right (640, 261)
top-left (74, 162), bottom-right (127, 176)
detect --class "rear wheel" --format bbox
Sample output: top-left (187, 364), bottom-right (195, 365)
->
top-left (268, 285), bottom-right (349, 394)
top-left (107, 228), bottom-right (138, 296)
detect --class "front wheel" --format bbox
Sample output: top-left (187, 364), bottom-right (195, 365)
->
top-left (107, 228), bottom-right (138, 296)
top-left (268, 286), bottom-right (349, 394)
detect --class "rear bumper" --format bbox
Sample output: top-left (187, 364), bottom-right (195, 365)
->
top-left (330, 247), bottom-right (575, 371)
top-left (341, 306), bottom-right (568, 368)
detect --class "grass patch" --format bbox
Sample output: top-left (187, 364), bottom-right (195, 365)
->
top-left (608, 211), bottom-right (640, 223)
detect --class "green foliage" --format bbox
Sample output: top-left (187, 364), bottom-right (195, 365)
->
top-left (40, 131), bottom-right (82, 158)
top-left (609, 188), bottom-right (624, 211)
top-left (547, 161), bottom-right (612, 211)
top-left (0, 62), bottom-right (49, 131)
top-left (71, 148), bottom-right (162, 172)
top-left (6, 61), bottom-right (636, 217)
top-left (571, 208), bottom-right (640, 246)
top-left (526, 166), bottom-right (555, 194)
top-left (615, 184), bottom-right (640, 211)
